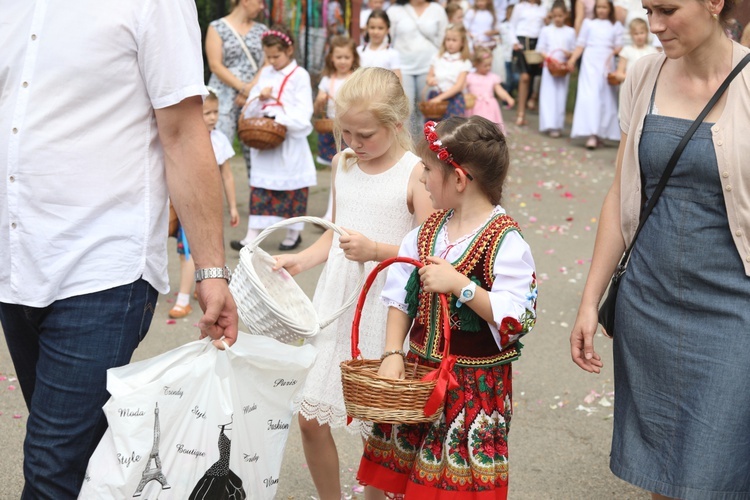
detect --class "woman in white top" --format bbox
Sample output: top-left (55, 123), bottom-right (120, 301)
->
top-left (510, 0), bottom-right (548, 125)
top-left (387, 0), bottom-right (449, 133)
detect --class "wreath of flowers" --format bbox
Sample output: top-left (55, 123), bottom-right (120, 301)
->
top-left (424, 121), bottom-right (473, 180)
top-left (262, 30), bottom-right (293, 47)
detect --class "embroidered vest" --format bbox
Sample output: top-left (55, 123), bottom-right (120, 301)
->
top-left (406, 210), bottom-right (523, 368)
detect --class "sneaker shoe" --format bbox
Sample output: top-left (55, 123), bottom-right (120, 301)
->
top-left (230, 240), bottom-right (245, 251)
top-left (169, 304), bottom-right (192, 319)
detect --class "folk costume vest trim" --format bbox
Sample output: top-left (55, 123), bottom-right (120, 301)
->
top-left (406, 209), bottom-right (523, 368)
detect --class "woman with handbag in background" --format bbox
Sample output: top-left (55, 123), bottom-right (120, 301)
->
top-left (510, 0), bottom-right (548, 125)
top-left (570, 0), bottom-right (750, 495)
top-left (387, 0), bottom-right (449, 134)
top-left (205, 0), bottom-right (267, 251)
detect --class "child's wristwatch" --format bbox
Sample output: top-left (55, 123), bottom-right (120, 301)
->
top-left (456, 281), bottom-right (477, 308)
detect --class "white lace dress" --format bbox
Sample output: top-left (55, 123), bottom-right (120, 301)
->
top-left (294, 149), bottom-right (421, 434)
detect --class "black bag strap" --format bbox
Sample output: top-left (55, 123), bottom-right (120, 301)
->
top-left (615, 52), bottom-right (750, 273)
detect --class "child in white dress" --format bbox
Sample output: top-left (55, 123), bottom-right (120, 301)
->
top-left (243, 25), bottom-right (316, 250)
top-left (426, 23), bottom-right (473, 119)
top-left (464, 0), bottom-right (501, 48)
top-left (358, 9), bottom-right (402, 81)
top-left (610, 18), bottom-right (658, 83)
top-left (537, 1), bottom-right (576, 137)
top-left (566, 0), bottom-right (623, 149)
top-left (274, 67), bottom-right (432, 499)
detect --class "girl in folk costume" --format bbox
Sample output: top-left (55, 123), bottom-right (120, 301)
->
top-left (243, 25), bottom-right (316, 250)
top-left (358, 9), bottom-right (403, 81)
top-left (274, 67), bottom-right (433, 500)
top-left (566, 0), bottom-right (624, 149)
top-left (315, 35), bottom-right (360, 168)
top-left (537, 1), bottom-right (576, 137)
top-left (426, 23), bottom-right (473, 119)
top-left (464, 0), bottom-right (501, 49)
top-left (358, 116), bottom-right (538, 498)
top-left (465, 47), bottom-right (516, 134)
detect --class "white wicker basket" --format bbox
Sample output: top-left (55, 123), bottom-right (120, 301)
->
top-left (229, 216), bottom-right (365, 344)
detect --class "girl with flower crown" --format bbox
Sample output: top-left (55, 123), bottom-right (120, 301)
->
top-left (240, 24), bottom-right (316, 250)
top-left (357, 116), bottom-right (538, 498)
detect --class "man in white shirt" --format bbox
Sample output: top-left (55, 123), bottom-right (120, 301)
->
top-left (0, 1), bottom-right (239, 497)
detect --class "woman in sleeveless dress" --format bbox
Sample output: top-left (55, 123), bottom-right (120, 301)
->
top-left (205, 0), bottom-right (267, 251)
top-left (570, 0), bottom-right (750, 496)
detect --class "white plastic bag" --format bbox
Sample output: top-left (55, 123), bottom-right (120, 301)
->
top-left (79, 332), bottom-right (316, 499)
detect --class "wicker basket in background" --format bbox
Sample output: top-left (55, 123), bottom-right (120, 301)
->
top-left (545, 49), bottom-right (570, 78)
top-left (230, 216), bottom-right (365, 344)
top-left (313, 116), bottom-right (334, 135)
top-left (237, 96), bottom-right (287, 150)
top-left (340, 257), bottom-right (454, 424)
top-left (418, 86), bottom-right (449, 120)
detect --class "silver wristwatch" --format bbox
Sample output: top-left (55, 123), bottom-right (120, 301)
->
top-left (194, 266), bottom-right (232, 284)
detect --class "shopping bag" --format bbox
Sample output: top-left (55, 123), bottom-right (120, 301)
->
top-left (79, 332), bottom-right (317, 499)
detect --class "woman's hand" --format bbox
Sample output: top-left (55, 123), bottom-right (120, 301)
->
top-left (426, 75), bottom-right (438, 87)
top-left (570, 303), bottom-right (604, 373)
top-left (419, 256), bottom-right (464, 295)
top-left (378, 354), bottom-right (405, 380)
top-left (272, 253), bottom-right (306, 276)
top-left (429, 95), bottom-right (444, 103)
top-left (234, 92), bottom-right (248, 107)
top-left (338, 229), bottom-right (376, 263)
top-left (513, 43), bottom-right (523, 51)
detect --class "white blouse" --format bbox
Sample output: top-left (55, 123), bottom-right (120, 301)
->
top-left (210, 129), bottom-right (235, 166)
top-left (431, 52), bottom-right (473, 91)
top-left (318, 75), bottom-right (349, 118)
top-left (510, 1), bottom-right (548, 39)
top-left (387, 2), bottom-right (449, 75)
top-left (464, 9), bottom-right (500, 47)
top-left (245, 61), bottom-right (317, 191)
top-left (381, 207), bottom-right (537, 350)
top-left (357, 44), bottom-right (402, 73)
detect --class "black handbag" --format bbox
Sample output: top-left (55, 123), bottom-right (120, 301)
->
top-left (598, 53), bottom-right (750, 338)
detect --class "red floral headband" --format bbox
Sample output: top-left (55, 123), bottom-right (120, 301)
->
top-left (424, 121), bottom-right (473, 181)
top-left (262, 30), bottom-right (292, 46)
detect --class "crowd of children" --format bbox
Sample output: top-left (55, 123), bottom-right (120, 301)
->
top-left (164, 2), bottom-right (670, 495)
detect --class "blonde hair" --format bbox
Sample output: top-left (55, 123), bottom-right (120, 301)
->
top-left (333, 67), bottom-right (412, 169)
top-left (440, 23), bottom-right (471, 61)
top-left (471, 46), bottom-right (493, 66)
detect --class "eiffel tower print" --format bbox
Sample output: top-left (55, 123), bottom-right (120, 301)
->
top-left (133, 403), bottom-right (171, 497)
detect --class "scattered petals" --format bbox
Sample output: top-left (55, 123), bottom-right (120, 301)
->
top-left (166, 319), bottom-right (177, 325)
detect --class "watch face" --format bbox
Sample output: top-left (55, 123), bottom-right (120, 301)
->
top-left (462, 289), bottom-right (474, 299)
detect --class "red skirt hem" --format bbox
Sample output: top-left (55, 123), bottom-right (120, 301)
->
top-left (358, 456), bottom-right (508, 500)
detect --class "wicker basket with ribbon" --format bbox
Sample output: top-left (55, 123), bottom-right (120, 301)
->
top-left (544, 49), bottom-right (570, 78)
top-left (340, 257), bottom-right (455, 424)
top-left (418, 86), bottom-right (449, 120)
top-left (230, 216), bottom-right (365, 344)
top-left (605, 52), bottom-right (620, 86)
top-left (237, 96), bottom-right (287, 150)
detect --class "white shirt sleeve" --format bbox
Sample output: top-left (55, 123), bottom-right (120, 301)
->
top-left (137, 0), bottom-right (207, 109)
top-left (273, 68), bottom-right (314, 135)
top-left (211, 130), bottom-right (235, 166)
top-left (381, 227), bottom-right (419, 311)
top-left (318, 76), bottom-right (331, 93)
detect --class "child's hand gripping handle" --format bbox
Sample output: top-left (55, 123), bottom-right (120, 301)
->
top-left (350, 256), bottom-right (456, 417)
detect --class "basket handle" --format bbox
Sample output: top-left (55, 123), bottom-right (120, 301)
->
top-left (245, 216), bottom-right (366, 329)
top-left (350, 256), bottom-right (455, 417)
top-left (240, 95), bottom-right (285, 117)
top-left (421, 85), bottom-right (442, 101)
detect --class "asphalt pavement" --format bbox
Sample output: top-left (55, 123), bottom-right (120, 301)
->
top-left (0, 113), bottom-right (644, 499)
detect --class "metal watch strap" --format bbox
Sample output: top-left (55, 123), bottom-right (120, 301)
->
top-left (194, 266), bottom-right (232, 284)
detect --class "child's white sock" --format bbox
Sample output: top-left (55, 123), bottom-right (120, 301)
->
top-left (282, 229), bottom-right (300, 246)
top-left (175, 293), bottom-right (190, 308)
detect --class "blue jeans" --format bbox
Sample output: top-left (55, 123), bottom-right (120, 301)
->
top-left (0, 278), bottom-right (158, 499)
top-left (401, 72), bottom-right (428, 136)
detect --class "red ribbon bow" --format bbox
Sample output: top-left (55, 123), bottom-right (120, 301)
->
top-left (421, 354), bottom-right (459, 417)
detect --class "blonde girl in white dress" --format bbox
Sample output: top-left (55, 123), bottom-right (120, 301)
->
top-left (566, 0), bottom-right (624, 149)
top-left (274, 67), bottom-right (433, 500)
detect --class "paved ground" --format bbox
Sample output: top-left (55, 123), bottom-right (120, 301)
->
top-left (0, 113), bottom-right (644, 499)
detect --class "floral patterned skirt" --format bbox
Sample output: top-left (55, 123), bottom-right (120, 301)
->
top-left (357, 356), bottom-right (513, 499)
top-left (249, 187), bottom-right (308, 219)
top-left (427, 90), bottom-right (466, 121)
top-left (317, 131), bottom-right (337, 163)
